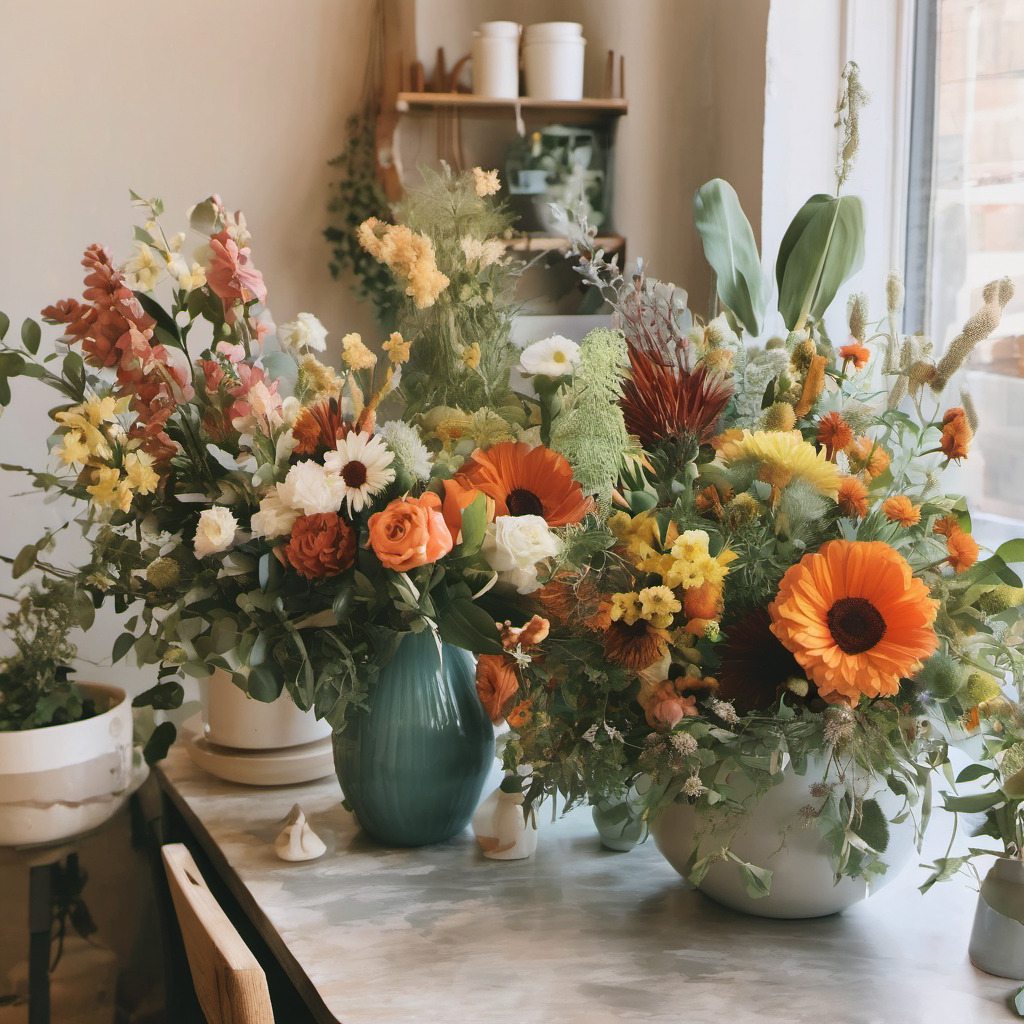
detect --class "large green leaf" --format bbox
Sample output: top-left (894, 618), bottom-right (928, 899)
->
top-left (438, 597), bottom-right (502, 655)
top-left (776, 194), bottom-right (865, 330)
top-left (693, 179), bottom-right (765, 335)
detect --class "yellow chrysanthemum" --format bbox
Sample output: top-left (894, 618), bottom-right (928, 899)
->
top-left (638, 586), bottom-right (681, 628)
top-left (717, 429), bottom-right (840, 500)
top-left (670, 529), bottom-right (710, 561)
top-left (82, 395), bottom-right (119, 425)
top-left (609, 592), bottom-right (644, 626)
top-left (87, 466), bottom-right (123, 508)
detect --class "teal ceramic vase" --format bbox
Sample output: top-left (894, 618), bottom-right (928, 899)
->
top-left (332, 630), bottom-right (495, 846)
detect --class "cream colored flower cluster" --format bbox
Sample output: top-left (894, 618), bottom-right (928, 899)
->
top-left (357, 218), bottom-right (449, 309)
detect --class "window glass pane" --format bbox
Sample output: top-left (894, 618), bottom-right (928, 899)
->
top-left (924, 0), bottom-right (1024, 536)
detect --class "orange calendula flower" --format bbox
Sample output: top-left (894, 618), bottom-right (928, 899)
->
top-left (455, 441), bottom-right (594, 526)
top-left (940, 407), bottom-right (972, 462)
top-left (848, 436), bottom-right (890, 480)
top-left (881, 495), bottom-right (921, 527)
top-left (837, 476), bottom-right (869, 519)
top-left (946, 530), bottom-right (980, 573)
top-left (839, 343), bottom-right (870, 370)
top-left (933, 514), bottom-right (962, 538)
top-left (768, 539), bottom-right (939, 707)
top-left (817, 411), bottom-right (854, 460)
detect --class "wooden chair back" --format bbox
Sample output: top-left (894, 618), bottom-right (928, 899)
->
top-left (161, 843), bottom-right (274, 1024)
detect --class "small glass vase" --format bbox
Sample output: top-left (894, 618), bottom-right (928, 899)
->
top-left (332, 630), bottom-right (495, 847)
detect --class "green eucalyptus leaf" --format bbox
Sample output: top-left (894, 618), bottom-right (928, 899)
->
top-left (943, 790), bottom-right (1005, 814)
top-left (852, 798), bottom-right (889, 853)
top-left (0, 377), bottom-right (11, 406)
top-left (112, 632), bottom-right (135, 664)
top-left (20, 319), bottom-right (41, 355)
top-left (996, 539), bottom-right (1024, 565)
top-left (733, 858), bottom-right (773, 899)
top-left (693, 179), bottom-right (765, 335)
top-left (0, 311), bottom-right (9, 340)
top-left (0, 351), bottom-right (26, 377)
top-left (247, 663), bottom-right (284, 702)
top-left (956, 763), bottom-right (999, 784)
top-left (142, 721), bottom-right (177, 764)
top-left (11, 543), bottom-right (37, 578)
top-left (776, 193), bottom-right (865, 330)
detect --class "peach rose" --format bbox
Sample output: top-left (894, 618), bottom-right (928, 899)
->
top-left (475, 654), bottom-right (520, 724)
top-left (283, 513), bottom-right (356, 579)
top-left (645, 685), bottom-right (698, 731)
top-left (368, 492), bottom-right (453, 572)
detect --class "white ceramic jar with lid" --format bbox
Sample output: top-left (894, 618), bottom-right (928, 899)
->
top-left (523, 22), bottom-right (585, 101)
top-left (472, 21), bottom-right (521, 99)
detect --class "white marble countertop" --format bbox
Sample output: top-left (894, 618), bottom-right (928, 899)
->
top-left (157, 742), bottom-right (1021, 1024)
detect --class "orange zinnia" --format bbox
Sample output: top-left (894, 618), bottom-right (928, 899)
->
top-left (817, 411), bottom-right (854, 460)
top-left (768, 539), bottom-right (939, 708)
top-left (940, 408), bottom-right (972, 462)
top-left (839, 343), bottom-right (870, 370)
top-left (946, 530), bottom-right (980, 573)
top-left (455, 441), bottom-right (594, 526)
top-left (837, 476), bottom-right (869, 519)
top-left (881, 495), bottom-right (921, 527)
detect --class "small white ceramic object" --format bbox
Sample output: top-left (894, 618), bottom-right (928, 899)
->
top-left (969, 858), bottom-right (1024, 978)
top-left (201, 669), bottom-right (331, 750)
top-left (472, 21), bottom-right (520, 99)
top-left (473, 777), bottom-right (538, 860)
top-left (651, 757), bottom-right (915, 918)
top-left (0, 683), bottom-right (141, 848)
top-left (182, 715), bottom-right (335, 787)
top-left (274, 803), bottom-right (327, 862)
top-left (523, 22), bottom-right (585, 101)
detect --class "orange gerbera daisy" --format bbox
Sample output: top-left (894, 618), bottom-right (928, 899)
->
top-left (946, 530), bottom-right (980, 573)
top-left (847, 436), bottom-right (891, 480)
top-left (881, 495), bottom-right (921, 527)
top-left (940, 407), bottom-right (972, 461)
top-left (768, 539), bottom-right (939, 708)
top-left (455, 441), bottom-right (594, 526)
top-left (837, 476), bottom-right (869, 519)
top-left (838, 343), bottom-right (870, 370)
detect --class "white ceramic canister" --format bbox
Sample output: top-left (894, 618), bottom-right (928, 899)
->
top-left (472, 21), bottom-right (521, 99)
top-left (523, 22), bottom-right (585, 101)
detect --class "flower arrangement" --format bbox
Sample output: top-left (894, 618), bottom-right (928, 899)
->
top-left (0, 169), bottom-right (576, 761)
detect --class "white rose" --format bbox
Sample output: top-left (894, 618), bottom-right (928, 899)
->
top-left (250, 487), bottom-right (299, 539)
top-left (277, 460), bottom-right (346, 515)
top-left (519, 335), bottom-right (581, 377)
top-left (278, 312), bottom-right (328, 354)
top-left (481, 515), bottom-right (562, 594)
top-left (194, 506), bottom-right (239, 558)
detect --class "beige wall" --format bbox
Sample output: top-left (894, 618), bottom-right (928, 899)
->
top-left (0, 0), bottom-right (380, 691)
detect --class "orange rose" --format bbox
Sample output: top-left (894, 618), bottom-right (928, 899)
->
top-left (368, 492), bottom-right (453, 572)
top-left (283, 513), bottom-right (356, 579)
top-left (475, 654), bottom-right (519, 724)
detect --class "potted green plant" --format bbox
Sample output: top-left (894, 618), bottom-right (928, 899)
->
top-left (0, 580), bottom-right (137, 847)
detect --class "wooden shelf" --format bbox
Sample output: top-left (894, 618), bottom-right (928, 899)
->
top-left (504, 233), bottom-right (625, 255)
top-left (395, 93), bottom-right (628, 118)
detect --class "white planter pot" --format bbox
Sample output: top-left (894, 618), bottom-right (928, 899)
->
top-left (200, 669), bottom-right (331, 750)
top-left (0, 683), bottom-right (136, 849)
top-left (969, 858), bottom-right (1024, 979)
top-left (651, 759), bottom-right (915, 918)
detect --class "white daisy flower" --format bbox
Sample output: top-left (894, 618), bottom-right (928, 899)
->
top-left (518, 334), bottom-right (581, 377)
top-left (324, 431), bottom-right (396, 513)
